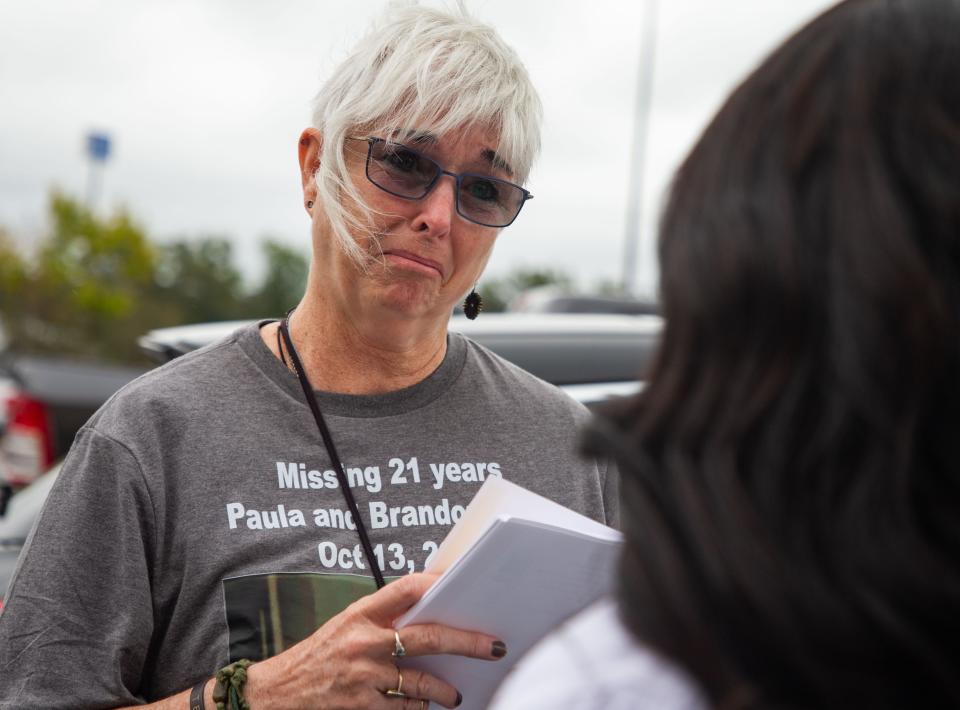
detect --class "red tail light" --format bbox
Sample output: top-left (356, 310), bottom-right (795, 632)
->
top-left (1, 392), bottom-right (54, 486)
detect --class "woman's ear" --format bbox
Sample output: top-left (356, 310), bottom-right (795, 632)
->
top-left (298, 128), bottom-right (322, 210)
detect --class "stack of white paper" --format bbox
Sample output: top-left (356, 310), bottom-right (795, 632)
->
top-left (396, 476), bottom-right (623, 710)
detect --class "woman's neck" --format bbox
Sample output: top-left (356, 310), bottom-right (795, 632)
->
top-left (264, 298), bottom-right (449, 395)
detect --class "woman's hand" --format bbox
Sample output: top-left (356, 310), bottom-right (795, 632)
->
top-left (243, 573), bottom-right (506, 709)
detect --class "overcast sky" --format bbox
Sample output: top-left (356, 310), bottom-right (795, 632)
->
top-left (0, 0), bottom-right (837, 298)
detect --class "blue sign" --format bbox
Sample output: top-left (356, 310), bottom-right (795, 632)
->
top-left (86, 132), bottom-right (111, 162)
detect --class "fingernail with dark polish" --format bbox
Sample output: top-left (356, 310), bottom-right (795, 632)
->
top-left (492, 640), bottom-right (507, 658)
top-left (455, 690), bottom-right (463, 707)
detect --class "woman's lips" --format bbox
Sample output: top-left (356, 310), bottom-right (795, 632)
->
top-left (382, 250), bottom-right (445, 279)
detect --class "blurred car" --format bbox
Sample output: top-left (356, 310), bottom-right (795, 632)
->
top-left (139, 313), bottom-right (661, 406)
top-left (0, 376), bottom-right (14, 435)
top-left (0, 356), bottom-right (146, 486)
top-left (509, 286), bottom-right (659, 316)
top-left (522, 294), bottom-right (659, 316)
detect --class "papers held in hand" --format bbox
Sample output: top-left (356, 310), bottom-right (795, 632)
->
top-left (395, 476), bottom-right (623, 710)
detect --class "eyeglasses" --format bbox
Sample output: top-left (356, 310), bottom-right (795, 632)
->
top-left (347, 136), bottom-right (532, 228)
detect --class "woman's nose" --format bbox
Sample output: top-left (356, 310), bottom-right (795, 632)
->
top-left (411, 175), bottom-right (457, 235)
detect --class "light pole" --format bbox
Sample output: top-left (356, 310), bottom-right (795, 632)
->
top-left (621, 0), bottom-right (658, 296)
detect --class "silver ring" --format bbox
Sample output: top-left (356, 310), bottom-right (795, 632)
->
top-left (391, 629), bottom-right (406, 658)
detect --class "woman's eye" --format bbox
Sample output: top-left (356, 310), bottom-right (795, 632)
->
top-left (468, 179), bottom-right (499, 202)
top-left (384, 148), bottom-right (419, 173)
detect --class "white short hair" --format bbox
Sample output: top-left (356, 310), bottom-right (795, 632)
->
top-left (310, 1), bottom-right (543, 265)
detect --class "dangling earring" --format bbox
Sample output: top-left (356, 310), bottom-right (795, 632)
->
top-left (463, 287), bottom-right (483, 320)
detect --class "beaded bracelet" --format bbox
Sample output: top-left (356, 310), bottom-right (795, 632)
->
top-left (212, 659), bottom-right (253, 710)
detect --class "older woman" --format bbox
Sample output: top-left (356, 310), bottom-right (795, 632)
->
top-left (0, 5), bottom-right (617, 710)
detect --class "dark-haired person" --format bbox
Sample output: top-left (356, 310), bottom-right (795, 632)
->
top-left (492, 0), bottom-right (960, 707)
top-left (0, 5), bottom-right (617, 709)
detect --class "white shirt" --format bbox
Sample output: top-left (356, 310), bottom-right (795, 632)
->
top-left (489, 598), bottom-right (708, 710)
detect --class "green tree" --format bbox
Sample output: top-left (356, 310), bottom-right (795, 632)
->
top-left (244, 239), bottom-right (309, 318)
top-left (154, 237), bottom-right (246, 323)
top-left (0, 228), bottom-right (26, 308)
top-left (0, 193), bottom-right (164, 362)
top-left (0, 228), bottom-right (26, 351)
top-left (0, 195), bottom-right (310, 363)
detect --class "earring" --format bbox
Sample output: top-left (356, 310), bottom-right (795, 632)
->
top-left (306, 200), bottom-right (314, 209)
top-left (463, 288), bottom-right (483, 320)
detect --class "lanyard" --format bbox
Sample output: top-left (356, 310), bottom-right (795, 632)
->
top-left (278, 313), bottom-right (386, 590)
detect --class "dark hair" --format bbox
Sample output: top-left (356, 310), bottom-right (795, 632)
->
top-left (594, 0), bottom-right (960, 707)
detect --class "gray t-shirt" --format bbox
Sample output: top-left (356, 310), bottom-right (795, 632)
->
top-left (0, 323), bottom-right (618, 708)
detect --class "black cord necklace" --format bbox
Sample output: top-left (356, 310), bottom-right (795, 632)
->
top-left (277, 311), bottom-right (386, 590)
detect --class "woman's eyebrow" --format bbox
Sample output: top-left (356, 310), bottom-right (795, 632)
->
top-left (398, 132), bottom-right (513, 175)
top-left (405, 132), bottom-right (437, 146)
top-left (481, 148), bottom-right (514, 177)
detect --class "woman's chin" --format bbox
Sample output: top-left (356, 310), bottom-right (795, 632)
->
top-left (375, 281), bottom-right (450, 321)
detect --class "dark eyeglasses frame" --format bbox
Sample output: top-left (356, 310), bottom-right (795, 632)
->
top-left (346, 136), bottom-right (533, 228)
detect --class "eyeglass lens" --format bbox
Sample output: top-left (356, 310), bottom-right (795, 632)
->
top-left (365, 140), bottom-right (526, 227)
